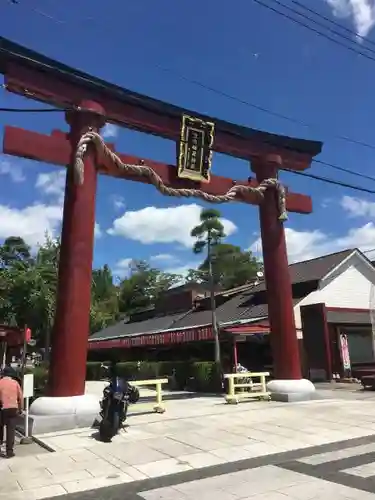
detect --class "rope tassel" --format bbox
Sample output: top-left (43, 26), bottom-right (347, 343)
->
top-left (74, 130), bottom-right (288, 221)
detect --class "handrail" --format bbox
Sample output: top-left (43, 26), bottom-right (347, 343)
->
top-left (224, 371), bottom-right (270, 404)
top-left (131, 378), bottom-right (168, 413)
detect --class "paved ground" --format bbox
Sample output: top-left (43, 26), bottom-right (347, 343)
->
top-left (66, 434), bottom-right (375, 499)
top-left (3, 384), bottom-right (375, 499)
top-left (1, 431), bottom-right (48, 459)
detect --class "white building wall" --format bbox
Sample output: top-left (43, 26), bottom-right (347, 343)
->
top-left (294, 253), bottom-right (375, 330)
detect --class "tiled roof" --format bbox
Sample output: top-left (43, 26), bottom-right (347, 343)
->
top-left (89, 313), bottom-right (183, 341)
top-left (251, 248), bottom-right (354, 293)
top-left (216, 296), bottom-right (301, 324)
top-left (90, 249), bottom-right (355, 341)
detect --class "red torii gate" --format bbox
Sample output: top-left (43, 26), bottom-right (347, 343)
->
top-left (0, 38), bottom-right (322, 401)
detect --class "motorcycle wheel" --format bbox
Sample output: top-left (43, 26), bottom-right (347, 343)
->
top-left (99, 419), bottom-right (113, 443)
top-left (112, 411), bottom-right (120, 436)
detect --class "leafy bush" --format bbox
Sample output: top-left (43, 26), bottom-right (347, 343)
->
top-left (23, 365), bottom-right (49, 400)
top-left (32, 365), bottom-right (49, 397)
top-left (22, 359), bottom-right (220, 397)
top-left (190, 362), bottom-right (221, 392)
top-left (86, 361), bottom-right (105, 381)
top-left (158, 361), bottom-right (191, 390)
top-left (116, 362), bottom-right (139, 380)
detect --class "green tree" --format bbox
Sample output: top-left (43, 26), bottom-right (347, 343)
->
top-left (90, 264), bottom-right (120, 333)
top-left (191, 208), bottom-right (225, 256)
top-left (0, 267), bottom-right (12, 322)
top-left (185, 268), bottom-right (205, 284)
top-left (0, 236), bottom-right (59, 353)
top-left (0, 236), bottom-right (32, 268)
top-left (190, 208), bottom-right (225, 367)
top-left (118, 260), bottom-right (182, 315)
top-left (200, 243), bottom-right (260, 289)
top-left (92, 265), bottom-right (114, 302)
top-left (0, 235), bottom-right (185, 341)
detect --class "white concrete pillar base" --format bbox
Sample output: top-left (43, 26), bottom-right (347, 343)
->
top-left (22, 395), bottom-right (100, 435)
top-left (267, 379), bottom-right (316, 402)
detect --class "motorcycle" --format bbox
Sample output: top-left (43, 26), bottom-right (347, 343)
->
top-left (99, 366), bottom-right (140, 442)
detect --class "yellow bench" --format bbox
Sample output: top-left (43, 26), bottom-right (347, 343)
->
top-left (224, 372), bottom-right (270, 404)
top-left (131, 378), bottom-right (168, 413)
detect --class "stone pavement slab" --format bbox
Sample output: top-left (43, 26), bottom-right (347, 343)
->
top-left (27, 433), bottom-right (375, 499)
top-left (4, 395), bottom-right (375, 498)
top-left (5, 431), bottom-right (49, 458)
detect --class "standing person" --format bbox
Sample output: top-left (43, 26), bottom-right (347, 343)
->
top-left (0, 366), bottom-right (23, 458)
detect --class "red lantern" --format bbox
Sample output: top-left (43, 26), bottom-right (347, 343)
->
top-left (25, 327), bottom-right (32, 343)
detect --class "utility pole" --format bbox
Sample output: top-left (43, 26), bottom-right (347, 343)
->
top-left (207, 234), bottom-right (221, 367)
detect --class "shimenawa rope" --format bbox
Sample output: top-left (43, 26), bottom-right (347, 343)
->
top-left (74, 130), bottom-right (288, 221)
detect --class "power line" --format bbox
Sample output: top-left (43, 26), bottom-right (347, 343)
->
top-left (313, 159), bottom-right (375, 184)
top-left (2, 14), bottom-right (375, 187)
top-left (0, 106), bottom-right (67, 112)
top-left (156, 64), bottom-right (375, 153)
top-left (284, 168), bottom-right (375, 194)
top-left (6, 0), bottom-right (103, 25)
top-left (289, 0), bottom-right (375, 48)
top-left (253, 0), bottom-right (375, 63)
top-left (6, 1), bottom-right (375, 156)
top-left (7, 0), bottom-right (72, 25)
top-left (281, 0), bottom-right (375, 60)
top-left (268, 0), bottom-right (375, 57)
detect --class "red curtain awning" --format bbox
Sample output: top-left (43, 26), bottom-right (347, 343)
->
top-left (88, 325), bottom-right (214, 350)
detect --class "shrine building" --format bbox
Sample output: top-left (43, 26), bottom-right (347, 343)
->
top-left (89, 248), bottom-right (375, 381)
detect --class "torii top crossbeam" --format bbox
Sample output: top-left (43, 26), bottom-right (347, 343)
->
top-left (0, 37), bottom-right (321, 167)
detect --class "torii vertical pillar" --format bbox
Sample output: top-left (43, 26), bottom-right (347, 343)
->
top-left (252, 156), bottom-right (315, 401)
top-left (30, 102), bottom-right (105, 425)
top-left (49, 101), bottom-right (105, 397)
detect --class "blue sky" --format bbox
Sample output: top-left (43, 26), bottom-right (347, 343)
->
top-left (1, 0), bottom-right (375, 279)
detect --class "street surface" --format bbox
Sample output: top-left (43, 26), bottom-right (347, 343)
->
top-left (2, 384), bottom-right (375, 499)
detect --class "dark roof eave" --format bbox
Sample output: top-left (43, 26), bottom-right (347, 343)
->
top-left (0, 37), bottom-right (322, 157)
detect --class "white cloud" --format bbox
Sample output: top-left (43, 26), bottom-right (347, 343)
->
top-left (112, 255), bottom-right (196, 284)
top-left (250, 227), bottom-right (329, 263)
top-left (112, 195), bottom-right (126, 211)
top-left (108, 204), bottom-right (237, 247)
top-left (325, 0), bottom-right (375, 37)
top-left (150, 253), bottom-right (177, 264)
top-left (35, 170), bottom-right (66, 205)
top-left (251, 222), bottom-right (375, 263)
top-left (0, 171), bottom-right (65, 249)
top-left (95, 223), bottom-right (102, 239)
top-left (0, 203), bottom-right (62, 248)
top-left (250, 195), bottom-right (375, 261)
top-left (0, 158), bottom-right (25, 183)
top-left (152, 254), bottom-right (199, 281)
top-left (102, 123), bottom-right (118, 139)
top-left (340, 195), bottom-right (375, 217)
top-left (164, 263), bottom-right (196, 278)
top-left (113, 258), bottom-right (133, 278)
top-left (321, 198), bottom-right (333, 209)
top-left (0, 202), bottom-right (103, 250)
top-left (33, 170), bottom-right (102, 240)
top-left (0, 169), bottom-right (104, 249)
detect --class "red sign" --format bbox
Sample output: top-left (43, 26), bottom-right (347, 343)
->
top-left (25, 328), bottom-right (32, 343)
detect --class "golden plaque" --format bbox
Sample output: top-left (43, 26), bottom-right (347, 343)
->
top-left (177, 114), bottom-right (215, 183)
